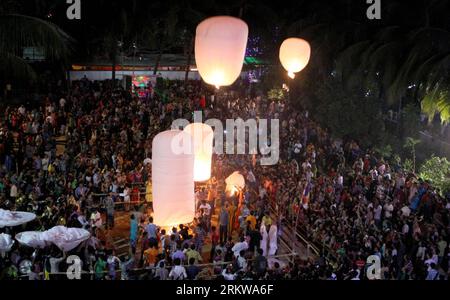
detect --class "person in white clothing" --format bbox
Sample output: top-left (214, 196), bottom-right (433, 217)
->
top-left (222, 265), bottom-right (237, 280)
top-left (400, 205), bottom-right (411, 217)
top-left (199, 200), bottom-right (211, 217)
top-left (268, 224), bottom-right (278, 256)
top-left (384, 202), bottom-right (394, 219)
top-left (90, 209), bottom-right (102, 228)
top-left (122, 186), bottom-right (131, 211)
top-left (232, 237), bottom-right (249, 258)
top-left (169, 258), bottom-right (187, 280)
top-left (10, 184), bottom-right (18, 199)
top-left (259, 223), bottom-right (269, 257)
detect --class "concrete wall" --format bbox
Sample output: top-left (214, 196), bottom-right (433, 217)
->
top-left (69, 70), bottom-right (202, 81)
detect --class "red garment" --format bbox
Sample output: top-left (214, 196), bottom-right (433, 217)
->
top-left (341, 191), bottom-right (350, 202)
top-left (211, 230), bottom-right (219, 245)
top-left (131, 186), bottom-right (140, 203)
top-left (11, 115), bottom-right (17, 128)
top-left (364, 159), bottom-right (370, 171)
top-left (318, 176), bottom-right (324, 186)
top-left (126, 173), bottom-right (134, 184)
top-left (134, 171), bottom-right (143, 183)
top-left (199, 96), bottom-right (206, 108)
top-left (356, 260), bottom-right (365, 268)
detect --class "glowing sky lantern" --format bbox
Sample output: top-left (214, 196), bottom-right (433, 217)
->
top-left (195, 16), bottom-right (248, 89)
top-left (279, 38), bottom-right (311, 79)
top-left (225, 171), bottom-right (246, 197)
top-left (184, 123), bottom-right (214, 182)
top-left (152, 130), bottom-right (195, 228)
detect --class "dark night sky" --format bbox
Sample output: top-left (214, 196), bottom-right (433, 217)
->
top-left (7, 0), bottom-right (450, 61)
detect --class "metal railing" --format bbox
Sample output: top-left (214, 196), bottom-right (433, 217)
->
top-left (266, 197), bottom-right (320, 260)
top-left (17, 252), bottom-right (298, 279)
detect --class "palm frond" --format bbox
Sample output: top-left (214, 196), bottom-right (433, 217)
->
top-left (335, 40), bottom-right (370, 89)
top-left (420, 83), bottom-right (450, 124)
top-left (0, 51), bottom-right (37, 81)
top-left (0, 14), bottom-right (72, 61)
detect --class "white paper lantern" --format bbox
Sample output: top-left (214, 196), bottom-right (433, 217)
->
top-left (225, 171), bottom-right (246, 196)
top-left (195, 16), bottom-right (248, 88)
top-left (152, 130), bottom-right (195, 228)
top-left (279, 38), bottom-right (311, 79)
top-left (15, 227), bottom-right (90, 251)
top-left (0, 233), bottom-right (14, 256)
top-left (42, 226), bottom-right (91, 252)
top-left (0, 209), bottom-right (36, 228)
top-left (15, 231), bottom-right (49, 249)
top-left (184, 123), bottom-right (214, 182)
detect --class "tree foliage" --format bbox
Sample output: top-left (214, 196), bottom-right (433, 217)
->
top-left (307, 77), bottom-right (385, 148)
top-left (267, 88), bottom-right (286, 101)
top-left (0, 14), bottom-right (72, 81)
top-left (419, 155), bottom-right (450, 195)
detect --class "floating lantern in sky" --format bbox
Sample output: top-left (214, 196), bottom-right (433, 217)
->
top-left (279, 38), bottom-right (311, 79)
top-left (152, 130), bottom-right (195, 228)
top-left (184, 123), bottom-right (214, 182)
top-left (195, 16), bottom-right (248, 89)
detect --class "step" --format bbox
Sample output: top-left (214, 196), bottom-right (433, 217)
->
top-left (113, 238), bottom-right (127, 244)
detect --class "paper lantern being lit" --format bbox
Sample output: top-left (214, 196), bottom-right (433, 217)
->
top-left (225, 171), bottom-right (246, 197)
top-left (184, 123), bottom-right (214, 182)
top-left (152, 130), bottom-right (195, 228)
top-left (195, 16), bottom-right (248, 89)
top-left (279, 38), bottom-right (311, 79)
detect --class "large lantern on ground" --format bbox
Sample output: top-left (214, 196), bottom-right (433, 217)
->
top-left (279, 38), bottom-right (311, 79)
top-left (195, 16), bottom-right (248, 89)
top-left (184, 123), bottom-right (214, 182)
top-left (152, 130), bottom-right (195, 228)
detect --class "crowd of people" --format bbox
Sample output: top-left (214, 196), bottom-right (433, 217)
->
top-left (0, 76), bottom-right (449, 280)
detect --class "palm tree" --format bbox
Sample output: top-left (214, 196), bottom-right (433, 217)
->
top-left (166, 0), bottom-right (206, 83)
top-left (0, 13), bottom-right (71, 82)
top-left (403, 137), bottom-right (421, 173)
top-left (375, 144), bottom-right (393, 160)
top-left (99, 2), bottom-right (130, 86)
top-left (333, 0), bottom-right (450, 123)
top-left (274, 0), bottom-right (450, 126)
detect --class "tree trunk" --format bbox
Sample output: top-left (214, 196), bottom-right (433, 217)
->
top-left (397, 96), bottom-right (403, 137)
top-left (111, 42), bottom-right (117, 87)
top-left (66, 70), bottom-right (71, 91)
top-left (112, 57), bottom-right (116, 87)
top-left (238, 0), bottom-right (246, 18)
top-left (153, 45), bottom-right (163, 75)
top-left (184, 37), bottom-right (194, 85)
top-left (424, 0), bottom-right (430, 27)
